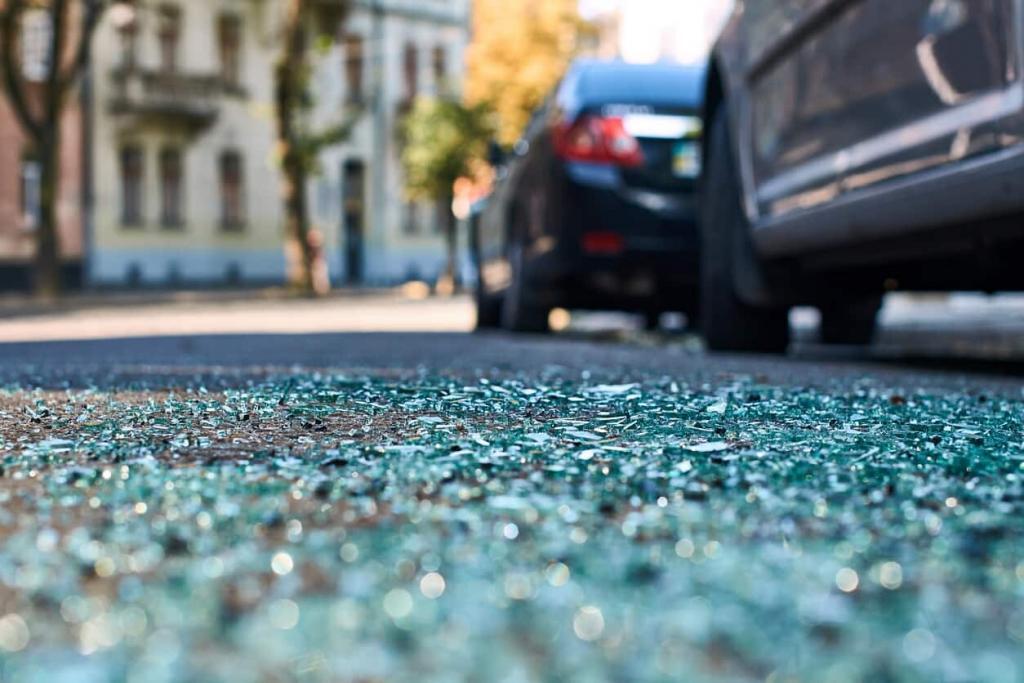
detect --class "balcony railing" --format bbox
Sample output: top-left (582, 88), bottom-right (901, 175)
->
top-left (108, 68), bottom-right (244, 131)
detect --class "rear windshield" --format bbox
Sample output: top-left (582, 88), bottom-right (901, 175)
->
top-left (576, 63), bottom-right (704, 108)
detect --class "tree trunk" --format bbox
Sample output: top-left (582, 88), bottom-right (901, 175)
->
top-left (275, 0), bottom-right (317, 296)
top-left (1, 0), bottom-right (104, 300)
top-left (442, 195), bottom-right (459, 292)
top-left (283, 158), bottom-right (315, 294)
top-left (35, 138), bottom-right (62, 300)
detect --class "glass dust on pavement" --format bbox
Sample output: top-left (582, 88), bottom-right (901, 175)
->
top-left (0, 375), bottom-right (1021, 682)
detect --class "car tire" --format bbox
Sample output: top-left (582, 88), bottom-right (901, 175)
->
top-left (501, 245), bottom-right (550, 333)
top-left (819, 297), bottom-right (882, 345)
top-left (700, 106), bottom-right (790, 354)
top-left (474, 284), bottom-right (503, 330)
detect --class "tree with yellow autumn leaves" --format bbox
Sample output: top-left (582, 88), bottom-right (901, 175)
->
top-left (399, 0), bottom-right (590, 289)
top-left (465, 0), bottom-right (591, 147)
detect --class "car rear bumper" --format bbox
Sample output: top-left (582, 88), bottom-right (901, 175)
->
top-left (535, 255), bottom-right (699, 311)
top-left (523, 176), bottom-right (700, 311)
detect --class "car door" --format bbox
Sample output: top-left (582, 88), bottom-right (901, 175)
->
top-left (740, 0), bottom-right (1021, 224)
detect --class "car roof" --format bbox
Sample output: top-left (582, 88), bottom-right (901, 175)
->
top-left (563, 59), bottom-right (707, 109)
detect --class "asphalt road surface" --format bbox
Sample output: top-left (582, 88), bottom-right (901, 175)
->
top-left (0, 291), bottom-right (1023, 393)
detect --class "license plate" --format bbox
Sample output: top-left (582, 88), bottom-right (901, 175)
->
top-left (672, 141), bottom-right (701, 179)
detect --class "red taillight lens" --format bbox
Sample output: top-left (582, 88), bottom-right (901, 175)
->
top-left (582, 231), bottom-right (625, 255)
top-left (554, 116), bottom-right (644, 167)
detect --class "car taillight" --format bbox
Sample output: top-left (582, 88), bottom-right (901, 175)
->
top-left (554, 116), bottom-right (644, 167)
top-left (582, 231), bottom-right (625, 255)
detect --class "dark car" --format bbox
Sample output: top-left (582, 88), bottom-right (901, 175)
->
top-left (701, 1), bottom-right (1024, 352)
top-left (474, 59), bottom-right (707, 332)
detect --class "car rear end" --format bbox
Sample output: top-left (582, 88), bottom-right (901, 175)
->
top-left (535, 61), bottom-right (706, 315)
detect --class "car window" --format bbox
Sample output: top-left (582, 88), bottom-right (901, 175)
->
top-left (578, 64), bottom-right (705, 107)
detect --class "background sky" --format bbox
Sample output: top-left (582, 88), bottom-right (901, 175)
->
top-left (579, 0), bottom-right (734, 64)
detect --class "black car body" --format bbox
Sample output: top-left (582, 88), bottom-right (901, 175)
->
top-left (474, 59), bottom-right (707, 331)
top-left (701, 0), bottom-right (1024, 352)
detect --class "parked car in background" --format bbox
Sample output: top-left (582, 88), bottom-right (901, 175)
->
top-left (701, 0), bottom-right (1024, 352)
top-left (473, 59), bottom-right (707, 332)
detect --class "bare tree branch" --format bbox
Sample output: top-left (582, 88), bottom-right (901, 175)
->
top-left (59, 0), bottom-right (103, 95)
top-left (43, 0), bottom-right (68, 124)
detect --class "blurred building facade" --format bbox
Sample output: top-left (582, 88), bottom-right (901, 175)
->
top-left (309, 0), bottom-right (471, 285)
top-left (86, 1), bottom-right (284, 286)
top-left (0, 33), bottom-right (85, 289)
top-left (83, 0), bottom-right (470, 288)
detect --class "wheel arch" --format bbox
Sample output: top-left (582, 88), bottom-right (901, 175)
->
top-left (700, 59), bottom-right (801, 310)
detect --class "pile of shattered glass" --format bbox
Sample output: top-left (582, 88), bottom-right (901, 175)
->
top-left (0, 375), bottom-right (1020, 682)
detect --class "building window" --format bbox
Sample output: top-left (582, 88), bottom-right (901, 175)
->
top-left (20, 158), bottom-right (41, 231)
top-left (432, 46), bottom-right (447, 92)
top-left (20, 10), bottom-right (52, 82)
top-left (120, 146), bottom-right (144, 227)
top-left (343, 34), bottom-right (364, 103)
top-left (402, 43), bottom-right (418, 103)
top-left (159, 148), bottom-right (184, 228)
top-left (114, 2), bottom-right (139, 69)
top-left (157, 5), bottom-right (181, 74)
top-left (219, 151), bottom-right (245, 230)
top-left (218, 14), bottom-right (242, 87)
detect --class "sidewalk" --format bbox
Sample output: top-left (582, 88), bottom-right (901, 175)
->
top-left (0, 289), bottom-right (475, 342)
top-left (0, 286), bottom-right (415, 320)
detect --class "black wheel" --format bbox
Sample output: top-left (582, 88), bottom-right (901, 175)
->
top-left (643, 311), bottom-right (662, 332)
top-left (474, 283), bottom-right (503, 330)
top-left (700, 106), bottom-right (790, 353)
top-left (819, 297), bottom-right (882, 345)
top-left (501, 245), bottom-right (550, 333)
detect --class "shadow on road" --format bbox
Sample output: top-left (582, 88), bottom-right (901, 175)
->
top-left (2, 331), bottom-right (1023, 394)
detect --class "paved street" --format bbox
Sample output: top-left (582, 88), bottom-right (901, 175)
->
top-left (0, 294), bottom-right (1021, 682)
top-left (2, 291), bottom-right (1024, 388)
